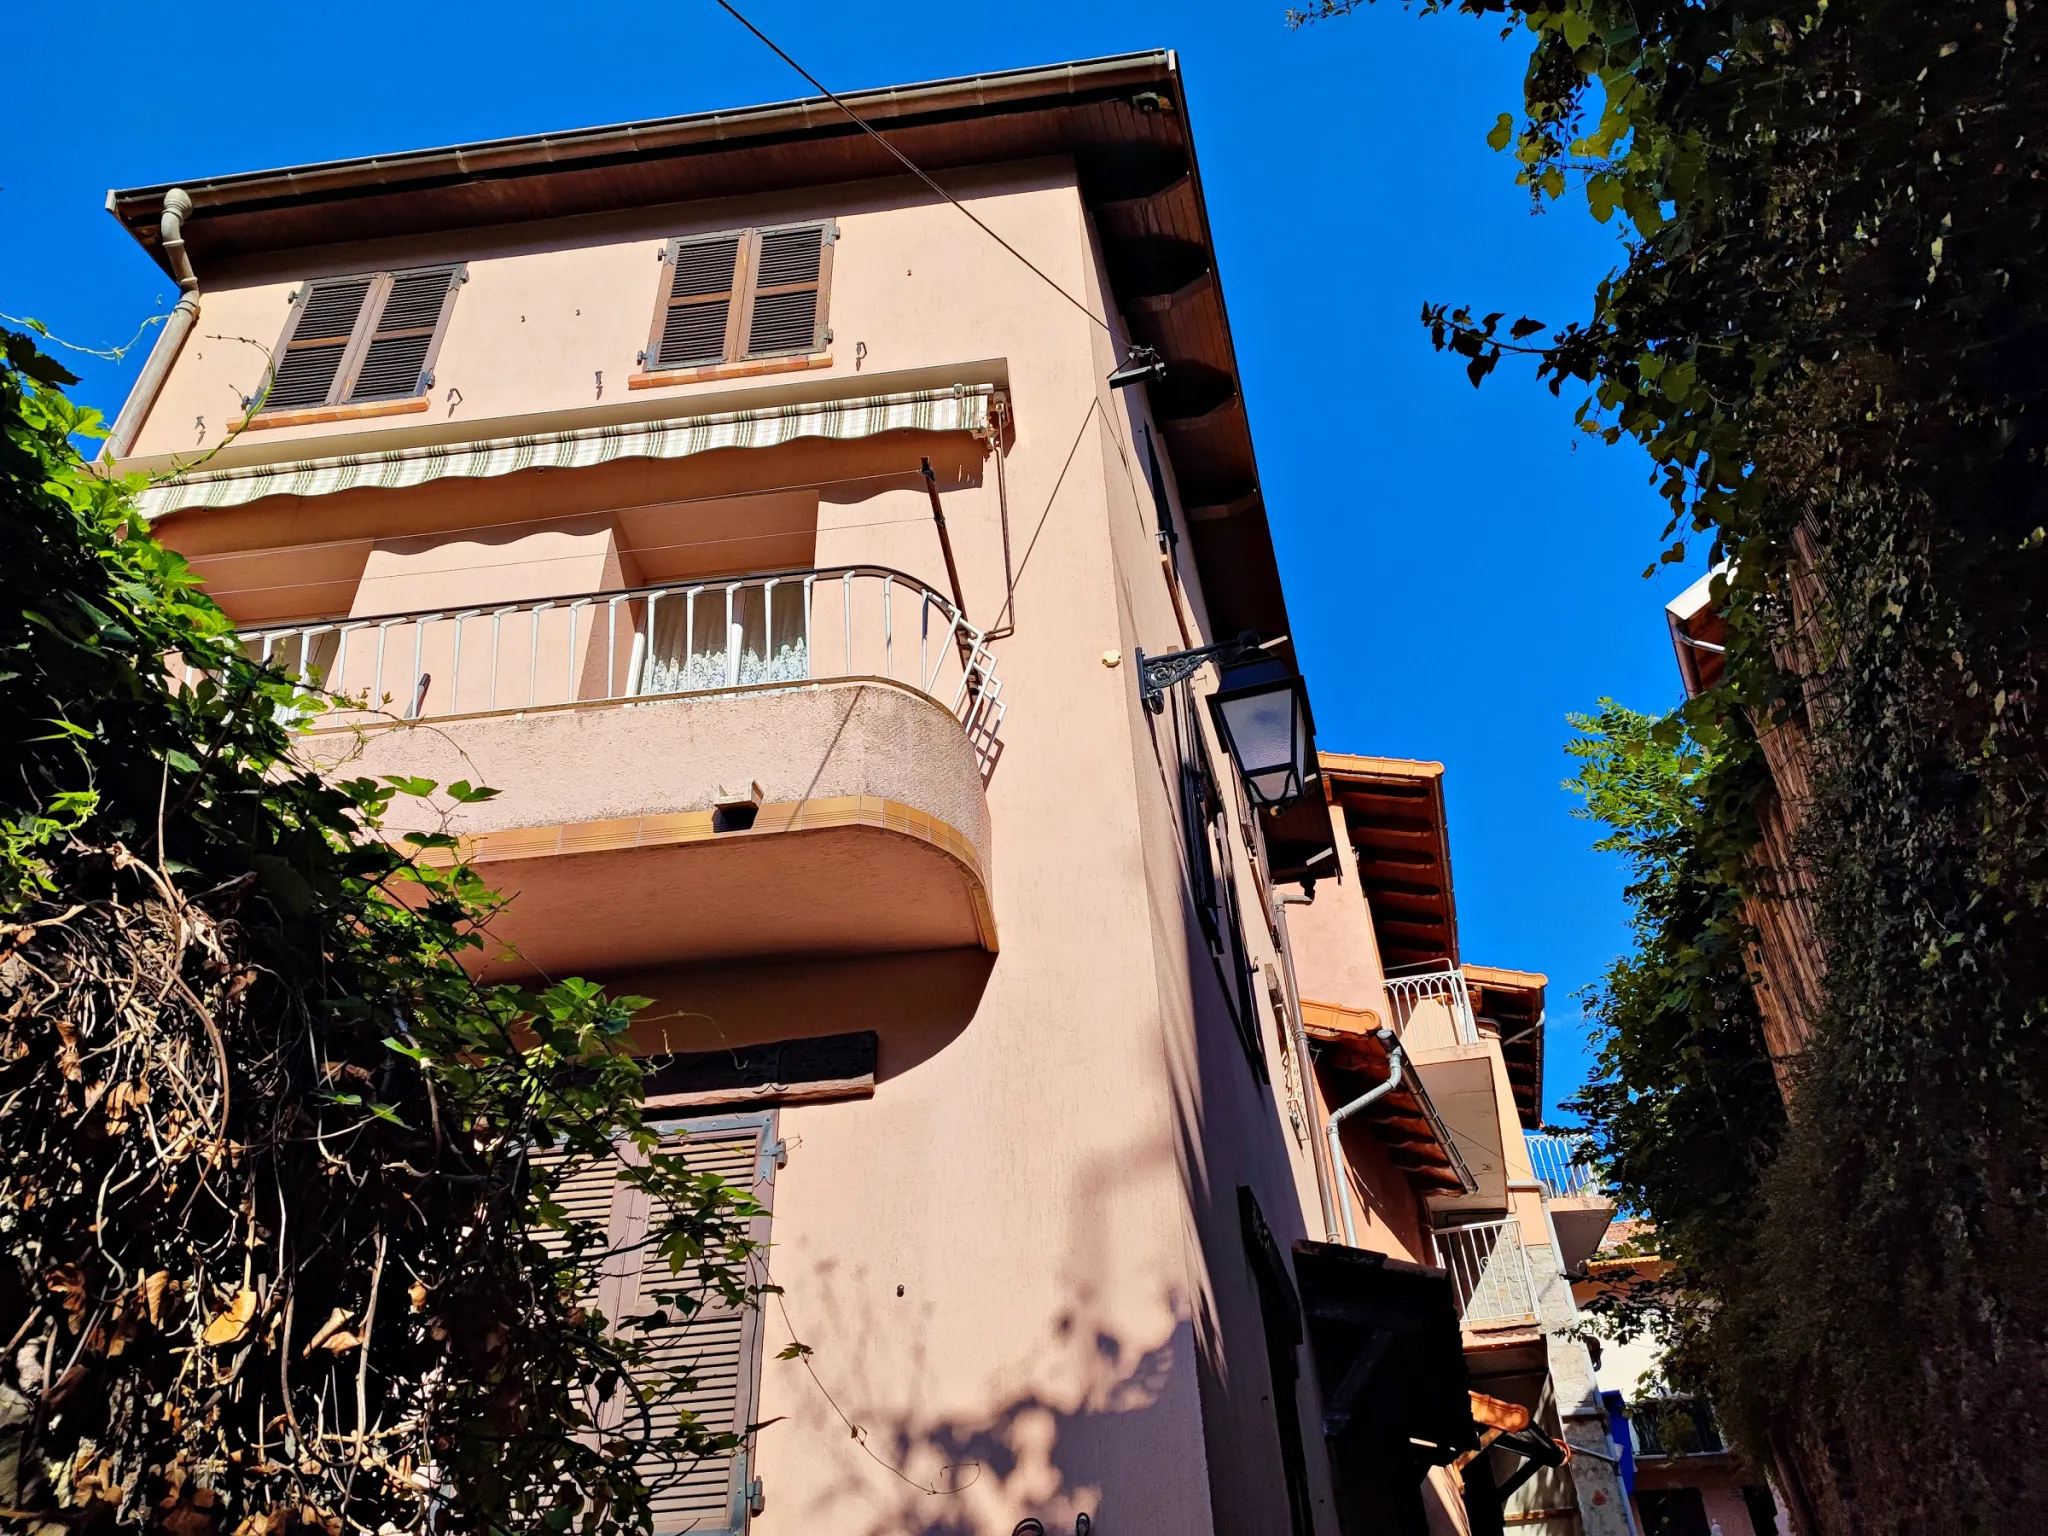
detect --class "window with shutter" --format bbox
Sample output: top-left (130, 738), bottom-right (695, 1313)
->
top-left (266, 278), bottom-right (374, 410)
top-left (654, 236), bottom-right (743, 369)
top-left (1178, 691), bottom-right (1268, 1083)
top-left (261, 264), bottom-right (463, 413)
top-left (349, 267), bottom-right (462, 401)
top-left (643, 223), bottom-right (834, 374)
top-left (535, 1114), bottom-right (775, 1536)
top-left (743, 225), bottom-right (827, 359)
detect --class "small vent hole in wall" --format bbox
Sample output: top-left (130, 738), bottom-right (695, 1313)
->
top-left (712, 781), bottom-right (764, 833)
top-left (712, 802), bottom-right (760, 833)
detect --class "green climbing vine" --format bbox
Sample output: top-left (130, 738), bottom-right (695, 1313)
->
top-left (1285, 0), bottom-right (2048, 1527)
top-left (0, 328), bottom-right (759, 1533)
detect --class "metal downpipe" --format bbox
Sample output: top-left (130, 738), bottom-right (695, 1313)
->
top-left (1326, 1027), bottom-right (1406, 1250)
top-left (104, 187), bottom-right (199, 462)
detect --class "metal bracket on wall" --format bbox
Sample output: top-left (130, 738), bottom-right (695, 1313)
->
top-left (1135, 630), bottom-right (1274, 713)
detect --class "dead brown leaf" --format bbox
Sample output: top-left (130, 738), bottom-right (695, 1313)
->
top-left (44, 1264), bottom-right (86, 1329)
top-left (143, 1271), bottom-right (170, 1327)
top-left (301, 1306), bottom-right (350, 1357)
top-left (202, 1288), bottom-right (258, 1346)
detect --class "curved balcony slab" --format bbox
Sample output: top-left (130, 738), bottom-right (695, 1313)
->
top-left (307, 678), bottom-right (992, 976)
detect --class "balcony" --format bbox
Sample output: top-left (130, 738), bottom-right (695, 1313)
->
top-left (1386, 962), bottom-right (1511, 1210)
top-left (1433, 1218), bottom-right (1538, 1332)
top-left (1623, 1397), bottom-right (1726, 1460)
top-left (1525, 1133), bottom-right (1616, 1274)
top-left (241, 566), bottom-right (1001, 977)
top-left (1384, 964), bottom-right (1481, 1050)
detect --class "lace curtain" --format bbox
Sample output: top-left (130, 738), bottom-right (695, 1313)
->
top-left (637, 584), bottom-right (808, 697)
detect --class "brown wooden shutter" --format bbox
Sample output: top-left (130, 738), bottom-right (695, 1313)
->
top-left (654, 236), bottom-right (743, 369)
top-left (614, 1116), bottom-right (774, 1535)
top-left (347, 266), bottom-right (462, 402)
top-left (743, 225), bottom-right (828, 358)
top-left (266, 277), bottom-right (374, 409)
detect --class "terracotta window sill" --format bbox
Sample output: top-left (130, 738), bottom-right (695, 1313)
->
top-left (629, 352), bottom-right (832, 390)
top-left (245, 396), bottom-right (431, 431)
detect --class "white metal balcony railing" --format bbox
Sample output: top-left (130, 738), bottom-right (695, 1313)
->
top-left (1525, 1133), bottom-right (1599, 1199)
top-left (1433, 1219), bottom-right (1537, 1326)
top-left (1383, 961), bottom-right (1480, 1052)
top-left (231, 565), bottom-right (1005, 768)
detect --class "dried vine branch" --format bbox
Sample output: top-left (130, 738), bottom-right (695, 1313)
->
top-left (0, 328), bottom-right (760, 1534)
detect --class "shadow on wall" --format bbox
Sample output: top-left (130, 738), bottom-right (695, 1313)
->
top-left (761, 1123), bottom-right (1213, 1536)
top-left (770, 1311), bottom-right (1204, 1536)
top-left (617, 948), bottom-right (996, 1070)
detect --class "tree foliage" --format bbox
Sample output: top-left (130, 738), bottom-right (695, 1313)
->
top-left (1296, 0), bottom-right (2048, 1526)
top-left (1560, 700), bottom-right (1781, 1317)
top-left (0, 329), bottom-right (757, 1533)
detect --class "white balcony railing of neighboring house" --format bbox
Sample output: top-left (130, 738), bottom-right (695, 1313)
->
top-left (230, 564), bottom-right (1005, 770)
top-left (1383, 961), bottom-right (1480, 1052)
top-left (1433, 1219), bottom-right (1538, 1326)
top-left (1525, 1133), bottom-right (1600, 1199)
top-left (1624, 1397), bottom-right (1726, 1459)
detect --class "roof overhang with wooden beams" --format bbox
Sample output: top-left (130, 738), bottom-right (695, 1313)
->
top-left (1320, 753), bottom-right (1458, 971)
top-left (1462, 964), bottom-right (1545, 1131)
top-left (1300, 1000), bottom-right (1475, 1197)
top-left (1666, 567), bottom-right (1729, 697)
top-left (106, 51), bottom-right (1296, 666)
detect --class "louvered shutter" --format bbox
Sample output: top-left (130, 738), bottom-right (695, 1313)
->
top-left (655, 236), bottom-right (743, 369)
top-left (348, 267), bottom-right (462, 402)
top-left (528, 1147), bottom-right (637, 1315)
top-left (523, 1145), bottom-right (642, 1460)
top-left (744, 225), bottom-right (827, 358)
top-left (528, 1121), bottom-right (771, 1531)
top-left (266, 278), bottom-right (374, 410)
top-left (615, 1118), bottom-right (773, 1536)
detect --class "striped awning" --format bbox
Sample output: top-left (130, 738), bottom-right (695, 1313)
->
top-left (139, 383), bottom-right (995, 516)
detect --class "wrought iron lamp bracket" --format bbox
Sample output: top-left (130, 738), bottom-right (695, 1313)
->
top-left (1135, 631), bottom-right (1264, 713)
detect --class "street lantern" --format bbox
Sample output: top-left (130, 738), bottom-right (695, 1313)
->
top-left (1207, 655), bottom-right (1316, 809)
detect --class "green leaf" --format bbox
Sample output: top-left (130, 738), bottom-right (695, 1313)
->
top-left (1487, 112), bottom-right (1515, 151)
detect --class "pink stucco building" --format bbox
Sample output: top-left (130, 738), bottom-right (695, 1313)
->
top-left (107, 52), bottom-right (1625, 1536)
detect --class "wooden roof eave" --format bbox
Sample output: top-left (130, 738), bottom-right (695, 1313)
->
top-left (1324, 754), bottom-right (1460, 969)
top-left (1466, 964), bottom-right (1547, 1132)
top-left (1306, 1026), bottom-right (1477, 1197)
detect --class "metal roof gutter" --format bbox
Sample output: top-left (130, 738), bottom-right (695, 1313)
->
top-left (107, 51), bottom-right (1175, 272)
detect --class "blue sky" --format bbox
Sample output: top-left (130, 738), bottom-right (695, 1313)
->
top-left (2, 0), bottom-right (1698, 1118)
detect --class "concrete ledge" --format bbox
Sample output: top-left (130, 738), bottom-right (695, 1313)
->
top-left (307, 679), bottom-right (994, 975)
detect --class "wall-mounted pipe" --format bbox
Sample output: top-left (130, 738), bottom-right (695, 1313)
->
top-left (1326, 1027), bottom-right (1406, 1249)
top-left (104, 187), bottom-right (200, 462)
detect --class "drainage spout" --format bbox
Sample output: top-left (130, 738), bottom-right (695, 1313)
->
top-left (105, 187), bottom-right (200, 462)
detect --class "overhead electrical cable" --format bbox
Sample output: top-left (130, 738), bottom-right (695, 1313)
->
top-left (706, 0), bottom-right (1139, 360)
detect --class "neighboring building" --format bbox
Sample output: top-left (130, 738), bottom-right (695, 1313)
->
top-left (1574, 1227), bottom-right (1788, 1536)
top-left (1280, 754), bottom-right (1631, 1536)
top-left (1664, 573), bottom-right (1821, 1096)
top-left (106, 52), bottom-right (1614, 1536)
top-left (1661, 575), bottom-right (1826, 1534)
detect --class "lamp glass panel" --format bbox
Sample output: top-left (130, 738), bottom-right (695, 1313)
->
top-left (1247, 766), bottom-right (1299, 803)
top-left (1217, 688), bottom-right (1299, 777)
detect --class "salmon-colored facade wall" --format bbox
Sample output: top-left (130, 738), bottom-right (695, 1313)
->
top-left (119, 155), bottom-right (1463, 1535)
